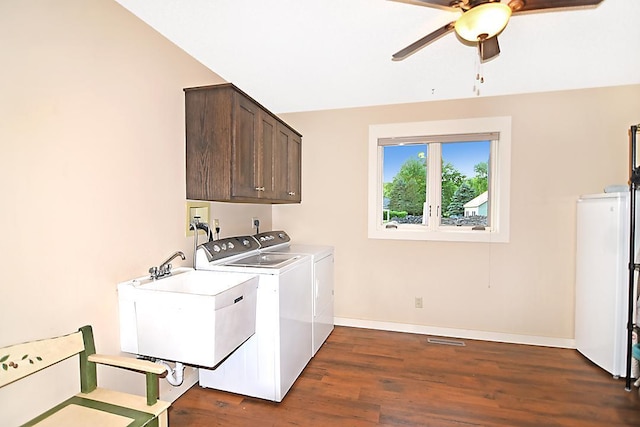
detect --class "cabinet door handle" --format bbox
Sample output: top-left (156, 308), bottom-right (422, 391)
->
top-left (288, 191), bottom-right (296, 196)
top-left (255, 187), bottom-right (265, 192)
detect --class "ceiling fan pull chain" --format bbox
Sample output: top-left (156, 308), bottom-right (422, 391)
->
top-left (473, 56), bottom-right (484, 96)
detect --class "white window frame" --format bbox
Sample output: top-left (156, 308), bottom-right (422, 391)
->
top-left (368, 116), bottom-right (511, 243)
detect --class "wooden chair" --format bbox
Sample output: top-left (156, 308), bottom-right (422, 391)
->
top-left (0, 325), bottom-right (170, 426)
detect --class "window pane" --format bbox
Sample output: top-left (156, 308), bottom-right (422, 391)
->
top-left (440, 141), bottom-right (490, 227)
top-left (382, 144), bottom-right (427, 224)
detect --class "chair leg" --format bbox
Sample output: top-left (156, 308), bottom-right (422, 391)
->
top-left (158, 410), bottom-right (168, 427)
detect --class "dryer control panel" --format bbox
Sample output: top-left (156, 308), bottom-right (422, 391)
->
top-left (254, 230), bottom-right (290, 249)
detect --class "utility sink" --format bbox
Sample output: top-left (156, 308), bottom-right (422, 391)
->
top-left (118, 267), bottom-right (258, 368)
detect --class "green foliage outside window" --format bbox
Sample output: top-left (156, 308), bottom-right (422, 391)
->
top-left (445, 182), bottom-right (476, 217)
top-left (384, 153), bottom-right (487, 219)
top-left (441, 162), bottom-right (465, 215)
top-left (389, 156), bottom-right (426, 215)
top-left (466, 162), bottom-right (488, 196)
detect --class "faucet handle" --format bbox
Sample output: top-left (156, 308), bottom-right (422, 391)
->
top-left (148, 266), bottom-right (158, 279)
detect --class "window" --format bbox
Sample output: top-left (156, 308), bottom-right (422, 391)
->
top-left (368, 117), bottom-right (511, 243)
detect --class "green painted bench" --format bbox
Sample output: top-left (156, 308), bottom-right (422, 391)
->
top-left (0, 325), bottom-right (170, 427)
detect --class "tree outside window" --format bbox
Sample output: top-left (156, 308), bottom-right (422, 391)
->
top-left (382, 141), bottom-right (489, 226)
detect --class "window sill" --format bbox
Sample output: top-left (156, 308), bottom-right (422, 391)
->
top-left (368, 225), bottom-right (508, 243)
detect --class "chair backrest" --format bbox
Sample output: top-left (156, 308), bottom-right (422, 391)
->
top-left (0, 328), bottom-right (88, 389)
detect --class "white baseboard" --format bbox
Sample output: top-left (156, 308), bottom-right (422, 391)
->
top-left (334, 317), bottom-right (576, 349)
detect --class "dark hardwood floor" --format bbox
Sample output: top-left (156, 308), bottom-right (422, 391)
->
top-left (169, 326), bottom-right (640, 426)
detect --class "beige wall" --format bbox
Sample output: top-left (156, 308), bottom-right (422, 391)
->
top-left (0, 0), bottom-right (270, 424)
top-left (276, 84), bottom-right (640, 343)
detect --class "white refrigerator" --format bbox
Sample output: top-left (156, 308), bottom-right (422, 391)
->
top-left (575, 192), bottom-right (636, 378)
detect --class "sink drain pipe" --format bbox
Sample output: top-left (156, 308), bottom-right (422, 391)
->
top-left (157, 360), bottom-right (185, 386)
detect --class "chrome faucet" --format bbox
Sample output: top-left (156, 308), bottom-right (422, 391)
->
top-left (149, 251), bottom-right (185, 280)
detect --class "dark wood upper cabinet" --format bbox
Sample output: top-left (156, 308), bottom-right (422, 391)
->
top-left (185, 83), bottom-right (302, 204)
top-left (277, 123), bottom-right (301, 202)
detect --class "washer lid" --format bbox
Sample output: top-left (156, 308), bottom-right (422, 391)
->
top-left (225, 253), bottom-right (301, 269)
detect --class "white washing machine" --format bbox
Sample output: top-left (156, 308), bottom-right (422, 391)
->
top-left (264, 241), bottom-right (334, 356)
top-left (194, 233), bottom-right (312, 402)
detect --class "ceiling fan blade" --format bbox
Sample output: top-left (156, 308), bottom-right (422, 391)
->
top-left (511, 0), bottom-right (603, 13)
top-left (403, 0), bottom-right (459, 11)
top-left (478, 36), bottom-right (500, 62)
top-left (392, 22), bottom-right (455, 61)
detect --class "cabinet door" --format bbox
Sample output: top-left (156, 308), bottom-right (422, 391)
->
top-left (274, 124), bottom-right (291, 200)
top-left (259, 111), bottom-right (278, 199)
top-left (232, 94), bottom-right (260, 199)
top-left (185, 88), bottom-right (233, 201)
top-left (276, 124), bottom-right (302, 202)
top-left (287, 133), bottom-right (301, 202)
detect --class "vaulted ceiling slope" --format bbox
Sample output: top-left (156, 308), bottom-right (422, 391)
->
top-left (115, 0), bottom-right (639, 113)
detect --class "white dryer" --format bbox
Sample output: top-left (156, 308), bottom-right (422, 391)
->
top-left (261, 237), bottom-right (334, 356)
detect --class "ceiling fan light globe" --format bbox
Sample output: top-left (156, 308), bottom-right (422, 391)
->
top-left (454, 3), bottom-right (512, 42)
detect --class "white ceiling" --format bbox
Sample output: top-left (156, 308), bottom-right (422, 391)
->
top-left (114, 0), bottom-right (639, 113)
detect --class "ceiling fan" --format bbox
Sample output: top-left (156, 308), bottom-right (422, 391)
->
top-left (392, 0), bottom-right (604, 62)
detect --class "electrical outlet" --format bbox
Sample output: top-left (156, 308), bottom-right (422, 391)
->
top-left (415, 297), bottom-right (423, 309)
top-left (252, 217), bottom-right (259, 228)
top-left (213, 219), bottom-right (220, 228)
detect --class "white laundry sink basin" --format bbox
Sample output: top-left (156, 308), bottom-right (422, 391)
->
top-left (118, 267), bottom-right (258, 368)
